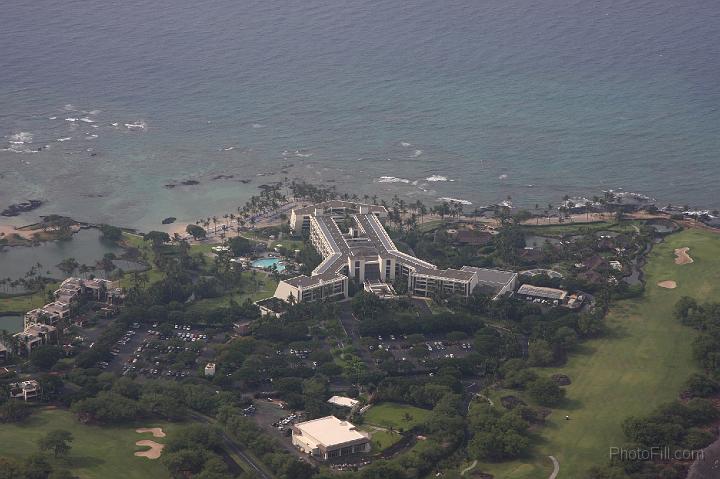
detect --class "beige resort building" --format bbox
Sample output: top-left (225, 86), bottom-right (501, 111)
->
top-left (273, 201), bottom-right (517, 304)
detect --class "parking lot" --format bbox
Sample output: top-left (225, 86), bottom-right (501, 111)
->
top-left (366, 335), bottom-right (474, 369)
top-left (114, 324), bottom-right (210, 378)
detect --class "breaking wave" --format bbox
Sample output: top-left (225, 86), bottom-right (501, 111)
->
top-left (378, 176), bottom-right (411, 184)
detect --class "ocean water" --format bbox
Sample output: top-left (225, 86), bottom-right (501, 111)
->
top-left (1, 0), bottom-right (719, 231)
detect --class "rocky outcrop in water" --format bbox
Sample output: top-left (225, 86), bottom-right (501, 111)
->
top-left (2, 200), bottom-right (43, 217)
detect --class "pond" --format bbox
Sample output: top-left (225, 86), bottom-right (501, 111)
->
top-left (0, 315), bottom-right (24, 333)
top-left (0, 228), bottom-right (122, 284)
top-left (251, 257), bottom-right (286, 272)
top-left (525, 235), bottom-right (562, 248)
top-left (646, 220), bottom-right (678, 234)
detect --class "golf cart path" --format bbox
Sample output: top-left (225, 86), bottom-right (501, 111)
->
top-left (548, 455), bottom-right (560, 479)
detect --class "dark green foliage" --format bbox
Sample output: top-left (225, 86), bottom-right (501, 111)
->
top-left (30, 345), bottom-right (63, 369)
top-left (467, 403), bottom-right (529, 461)
top-left (99, 224), bottom-right (123, 241)
top-left (527, 377), bottom-right (565, 406)
top-left (0, 401), bottom-right (32, 423)
top-left (185, 224), bottom-right (207, 240)
top-left (37, 430), bottom-right (74, 458)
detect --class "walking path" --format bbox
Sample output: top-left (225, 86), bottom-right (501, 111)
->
top-left (548, 455), bottom-right (560, 479)
top-left (460, 460), bottom-right (477, 476)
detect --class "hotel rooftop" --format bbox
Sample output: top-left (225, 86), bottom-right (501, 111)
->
top-left (273, 201), bottom-right (518, 303)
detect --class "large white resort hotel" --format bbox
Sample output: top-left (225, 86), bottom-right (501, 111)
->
top-left (272, 201), bottom-right (517, 304)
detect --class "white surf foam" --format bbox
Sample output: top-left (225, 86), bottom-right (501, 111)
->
top-left (295, 150), bottom-right (312, 158)
top-left (65, 118), bottom-right (78, 122)
top-left (85, 134), bottom-right (98, 139)
top-left (9, 132), bottom-right (33, 144)
top-left (400, 141), bottom-right (412, 147)
top-left (64, 104), bottom-right (76, 111)
top-left (79, 117), bottom-right (95, 123)
top-left (438, 197), bottom-right (472, 205)
top-left (49, 116), bottom-right (57, 120)
top-left (413, 149), bottom-right (423, 157)
top-left (125, 121), bottom-right (147, 130)
top-left (425, 175), bottom-right (454, 182)
top-left (5, 132), bottom-right (38, 154)
top-left (56, 137), bottom-right (72, 142)
top-left (378, 176), bottom-right (410, 184)
top-left (252, 123), bottom-right (265, 128)
top-left (498, 174), bottom-right (508, 180)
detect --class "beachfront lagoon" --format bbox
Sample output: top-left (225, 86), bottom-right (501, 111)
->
top-left (0, 228), bottom-right (143, 286)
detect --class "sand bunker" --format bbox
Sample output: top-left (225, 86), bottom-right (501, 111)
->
top-left (136, 427), bottom-right (166, 438)
top-left (658, 280), bottom-right (677, 289)
top-left (674, 247), bottom-right (694, 265)
top-left (134, 440), bottom-right (164, 459)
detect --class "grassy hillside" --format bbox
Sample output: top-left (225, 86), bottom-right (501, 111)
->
top-left (477, 228), bottom-right (720, 478)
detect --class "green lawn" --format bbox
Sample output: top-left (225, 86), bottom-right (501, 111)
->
top-left (186, 271), bottom-right (278, 313)
top-left (361, 427), bottom-right (403, 452)
top-left (363, 402), bottom-right (433, 431)
top-left (0, 288), bottom-right (52, 315)
top-left (0, 409), bottom-right (177, 479)
top-left (476, 228), bottom-right (720, 478)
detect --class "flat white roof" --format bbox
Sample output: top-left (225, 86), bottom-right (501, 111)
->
top-left (517, 284), bottom-right (567, 300)
top-left (327, 396), bottom-right (359, 408)
top-left (294, 416), bottom-right (367, 447)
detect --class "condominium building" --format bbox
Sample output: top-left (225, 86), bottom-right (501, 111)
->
top-left (13, 323), bottom-right (58, 355)
top-left (274, 203), bottom-right (517, 304)
top-left (24, 301), bottom-right (71, 328)
top-left (292, 416), bottom-right (370, 460)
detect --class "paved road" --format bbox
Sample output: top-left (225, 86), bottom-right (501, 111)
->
top-left (548, 455), bottom-right (560, 479)
top-left (189, 412), bottom-right (271, 479)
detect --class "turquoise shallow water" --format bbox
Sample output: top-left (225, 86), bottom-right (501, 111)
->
top-left (1, 0), bottom-right (718, 231)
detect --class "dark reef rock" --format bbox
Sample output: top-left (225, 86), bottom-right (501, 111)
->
top-left (161, 217), bottom-right (177, 225)
top-left (2, 199), bottom-right (43, 217)
top-left (180, 179), bottom-right (200, 186)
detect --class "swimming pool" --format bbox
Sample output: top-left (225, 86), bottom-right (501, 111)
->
top-left (251, 257), bottom-right (285, 271)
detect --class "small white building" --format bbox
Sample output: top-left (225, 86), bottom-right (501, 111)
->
top-left (292, 416), bottom-right (370, 460)
top-left (9, 380), bottom-right (42, 401)
top-left (204, 362), bottom-right (216, 377)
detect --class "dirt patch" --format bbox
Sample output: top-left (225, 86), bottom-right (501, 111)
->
top-left (136, 427), bottom-right (166, 438)
top-left (657, 280), bottom-right (677, 289)
top-left (674, 247), bottom-right (694, 265)
top-left (134, 440), bottom-right (164, 459)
